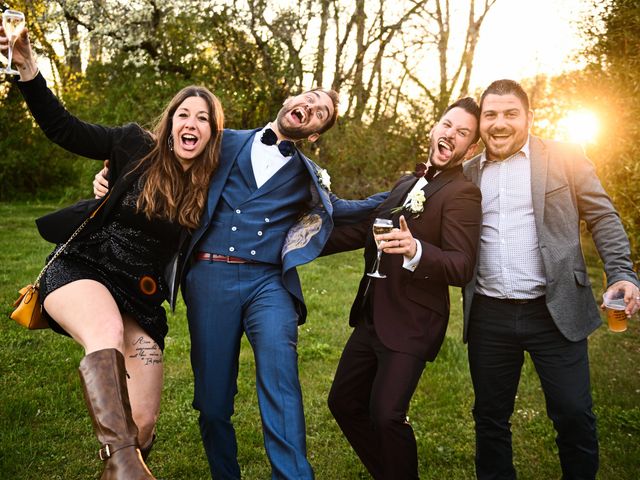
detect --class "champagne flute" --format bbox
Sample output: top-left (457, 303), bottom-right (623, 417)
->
top-left (367, 218), bottom-right (394, 279)
top-left (2, 9), bottom-right (25, 75)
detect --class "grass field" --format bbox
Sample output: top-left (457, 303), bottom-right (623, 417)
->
top-left (1, 203), bottom-right (639, 479)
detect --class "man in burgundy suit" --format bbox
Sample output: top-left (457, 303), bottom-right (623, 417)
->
top-left (325, 97), bottom-right (483, 479)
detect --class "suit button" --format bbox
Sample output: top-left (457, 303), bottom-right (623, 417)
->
top-left (257, 231), bottom-right (263, 236)
top-left (236, 209), bottom-right (241, 214)
top-left (265, 217), bottom-right (270, 222)
top-left (232, 226), bottom-right (237, 231)
top-left (251, 250), bottom-right (256, 255)
top-left (229, 247), bottom-right (235, 252)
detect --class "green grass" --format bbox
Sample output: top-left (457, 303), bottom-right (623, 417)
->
top-left (1, 202), bottom-right (639, 479)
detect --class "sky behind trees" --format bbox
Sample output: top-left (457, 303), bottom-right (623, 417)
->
top-left (471, 0), bottom-right (594, 88)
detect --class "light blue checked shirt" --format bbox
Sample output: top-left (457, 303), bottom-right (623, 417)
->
top-left (475, 137), bottom-right (546, 299)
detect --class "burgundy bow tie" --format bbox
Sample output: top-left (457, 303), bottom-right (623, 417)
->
top-left (414, 162), bottom-right (436, 181)
top-left (261, 128), bottom-right (296, 157)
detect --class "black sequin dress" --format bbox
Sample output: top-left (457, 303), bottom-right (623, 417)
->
top-left (40, 177), bottom-right (182, 350)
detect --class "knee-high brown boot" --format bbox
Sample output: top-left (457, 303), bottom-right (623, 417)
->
top-left (78, 348), bottom-right (156, 480)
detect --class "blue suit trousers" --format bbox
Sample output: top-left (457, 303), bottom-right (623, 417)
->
top-left (184, 260), bottom-right (314, 479)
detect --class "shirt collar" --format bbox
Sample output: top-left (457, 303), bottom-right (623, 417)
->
top-left (480, 135), bottom-right (531, 170)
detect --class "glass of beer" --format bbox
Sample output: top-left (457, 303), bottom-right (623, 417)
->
top-left (367, 218), bottom-right (394, 279)
top-left (2, 9), bottom-right (25, 75)
top-left (603, 290), bottom-right (628, 332)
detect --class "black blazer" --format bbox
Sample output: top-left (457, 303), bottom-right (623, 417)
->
top-left (325, 166), bottom-right (482, 361)
top-left (18, 72), bottom-right (189, 309)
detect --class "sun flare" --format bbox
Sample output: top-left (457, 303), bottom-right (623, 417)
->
top-left (557, 109), bottom-right (600, 145)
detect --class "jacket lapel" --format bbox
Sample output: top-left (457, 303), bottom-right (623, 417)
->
top-left (236, 139), bottom-right (258, 191)
top-left (423, 165), bottom-right (461, 199)
top-left (300, 155), bottom-right (332, 214)
top-left (463, 157), bottom-right (481, 186)
top-left (529, 136), bottom-right (549, 228)
top-left (204, 128), bottom-right (259, 222)
top-left (377, 176), bottom-right (416, 218)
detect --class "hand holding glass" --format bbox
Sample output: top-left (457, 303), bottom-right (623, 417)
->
top-left (2, 10), bottom-right (25, 75)
top-left (603, 289), bottom-right (628, 332)
top-left (368, 218), bottom-right (394, 279)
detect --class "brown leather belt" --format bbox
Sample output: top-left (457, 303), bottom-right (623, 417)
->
top-left (196, 252), bottom-right (255, 264)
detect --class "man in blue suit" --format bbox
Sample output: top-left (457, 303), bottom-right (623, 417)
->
top-left (95, 89), bottom-right (385, 479)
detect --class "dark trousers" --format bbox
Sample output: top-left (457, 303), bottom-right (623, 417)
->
top-left (328, 320), bottom-right (425, 480)
top-left (467, 294), bottom-right (598, 480)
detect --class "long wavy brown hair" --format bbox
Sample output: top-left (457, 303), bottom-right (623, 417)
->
top-left (131, 86), bottom-right (224, 230)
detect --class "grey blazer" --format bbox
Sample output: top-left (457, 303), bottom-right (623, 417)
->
top-left (462, 135), bottom-right (639, 342)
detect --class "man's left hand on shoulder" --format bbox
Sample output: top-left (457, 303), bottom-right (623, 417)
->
top-left (602, 280), bottom-right (640, 317)
top-left (376, 215), bottom-right (418, 260)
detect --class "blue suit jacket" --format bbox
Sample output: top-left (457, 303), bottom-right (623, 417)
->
top-left (172, 128), bottom-right (387, 322)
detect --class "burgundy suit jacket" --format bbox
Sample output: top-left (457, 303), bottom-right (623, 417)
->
top-left (325, 166), bottom-right (481, 361)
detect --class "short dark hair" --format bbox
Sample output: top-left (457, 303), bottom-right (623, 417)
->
top-left (480, 79), bottom-right (530, 112)
top-left (309, 87), bottom-right (340, 135)
top-left (443, 97), bottom-right (481, 143)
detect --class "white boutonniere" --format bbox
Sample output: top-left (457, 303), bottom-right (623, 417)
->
top-left (316, 168), bottom-right (331, 192)
top-left (391, 189), bottom-right (425, 217)
top-left (407, 189), bottom-right (425, 214)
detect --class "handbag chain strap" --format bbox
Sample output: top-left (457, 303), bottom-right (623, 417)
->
top-left (33, 192), bottom-right (112, 288)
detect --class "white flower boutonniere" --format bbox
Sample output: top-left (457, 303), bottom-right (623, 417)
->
top-left (391, 189), bottom-right (425, 217)
top-left (407, 190), bottom-right (425, 214)
top-left (317, 168), bottom-right (331, 192)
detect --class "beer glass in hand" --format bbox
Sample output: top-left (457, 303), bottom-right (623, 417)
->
top-left (368, 218), bottom-right (393, 279)
top-left (2, 10), bottom-right (25, 75)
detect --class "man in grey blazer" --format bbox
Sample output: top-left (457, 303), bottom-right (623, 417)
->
top-left (462, 79), bottom-right (640, 480)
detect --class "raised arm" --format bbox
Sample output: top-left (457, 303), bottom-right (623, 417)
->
top-left (2, 27), bottom-right (128, 161)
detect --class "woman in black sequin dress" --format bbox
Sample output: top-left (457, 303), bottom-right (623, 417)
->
top-left (4, 27), bottom-right (223, 479)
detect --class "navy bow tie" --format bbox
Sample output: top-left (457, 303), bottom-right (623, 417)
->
top-left (414, 162), bottom-right (436, 181)
top-left (261, 128), bottom-right (296, 157)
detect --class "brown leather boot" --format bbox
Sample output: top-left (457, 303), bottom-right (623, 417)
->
top-left (79, 348), bottom-right (156, 480)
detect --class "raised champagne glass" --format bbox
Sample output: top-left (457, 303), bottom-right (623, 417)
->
top-left (2, 9), bottom-right (25, 75)
top-left (367, 218), bottom-right (394, 279)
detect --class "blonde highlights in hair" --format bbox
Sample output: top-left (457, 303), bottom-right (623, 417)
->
top-left (132, 86), bottom-right (224, 230)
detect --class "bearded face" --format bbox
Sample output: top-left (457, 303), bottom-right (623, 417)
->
top-left (428, 107), bottom-right (478, 170)
top-left (480, 93), bottom-right (532, 161)
top-left (275, 91), bottom-right (334, 141)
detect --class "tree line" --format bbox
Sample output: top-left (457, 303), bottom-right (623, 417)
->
top-left (0, 0), bottom-right (496, 199)
top-left (1, 0), bottom-right (638, 260)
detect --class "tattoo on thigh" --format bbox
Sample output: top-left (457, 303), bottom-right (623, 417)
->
top-left (129, 336), bottom-right (162, 366)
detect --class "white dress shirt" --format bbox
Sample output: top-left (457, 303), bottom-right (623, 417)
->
top-left (398, 176), bottom-right (429, 272)
top-left (251, 124), bottom-right (292, 188)
top-left (474, 138), bottom-right (546, 299)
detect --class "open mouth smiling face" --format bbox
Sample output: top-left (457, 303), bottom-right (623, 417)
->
top-left (275, 90), bottom-right (334, 141)
top-left (171, 95), bottom-right (212, 169)
top-left (480, 93), bottom-right (533, 160)
top-left (428, 106), bottom-right (478, 168)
